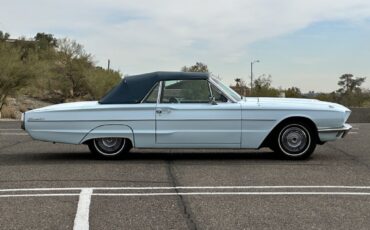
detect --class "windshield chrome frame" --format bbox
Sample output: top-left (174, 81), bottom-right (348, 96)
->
top-left (209, 77), bottom-right (238, 103)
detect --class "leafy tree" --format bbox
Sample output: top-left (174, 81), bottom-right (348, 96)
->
top-left (285, 87), bottom-right (302, 98)
top-left (33, 33), bottom-right (58, 60)
top-left (337, 74), bottom-right (367, 106)
top-left (337, 74), bottom-right (366, 94)
top-left (0, 42), bottom-right (36, 110)
top-left (85, 67), bottom-right (121, 99)
top-left (52, 38), bottom-right (93, 99)
top-left (181, 62), bottom-right (209, 72)
top-left (0, 32), bottom-right (122, 105)
top-left (34, 33), bottom-right (57, 49)
top-left (0, 31), bottom-right (10, 41)
top-left (314, 92), bottom-right (338, 103)
top-left (252, 75), bottom-right (280, 97)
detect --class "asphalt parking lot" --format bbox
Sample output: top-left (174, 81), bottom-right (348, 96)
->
top-left (0, 121), bottom-right (369, 230)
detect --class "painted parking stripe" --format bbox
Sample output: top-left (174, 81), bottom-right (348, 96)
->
top-left (2, 185), bottom-right (370, 192)
top-left (1, 186), bottom-right (369, 230)
top-left (0, 129), bottom-right (24, 131)
top-left (93, 192), bottom-right (370, 196)
top-left (73, 188), bottom-right (93, 230)
top-left (0, 193), bottom-right (79, 198)
top-left (0, 133), bottom-right (28, 136)
top-left (1, 192), bottom-right (370, 198)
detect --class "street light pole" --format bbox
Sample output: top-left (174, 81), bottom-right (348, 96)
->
top-left (250, 60), bottom-right (260, 95)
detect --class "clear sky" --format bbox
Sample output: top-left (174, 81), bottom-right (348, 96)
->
top-left (1, 0), bottom-right (369, 92)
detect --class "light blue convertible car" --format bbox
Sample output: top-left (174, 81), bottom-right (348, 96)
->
top-left (22, 72), bottom-right (351, 159)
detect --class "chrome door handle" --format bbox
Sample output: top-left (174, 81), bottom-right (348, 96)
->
top-left (156, 108), bottom-right (171, 114)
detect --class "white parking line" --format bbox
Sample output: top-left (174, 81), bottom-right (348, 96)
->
top-left (0, 133), bottom-right (28, 136)
top-left (94, 192), bottom-right (370, 196)
top-left (0, 193), bottom-right (79, 198)
top-left (1, 185), bottom-right (370, 192)
top-left (73, 188), bottom-right (93, 230)
top-left (1, 191), bottom-right (370, 198)
top-left (1, 186), bottom-right (370, 229)
top-left (0, 129), bottom-right (23, 131)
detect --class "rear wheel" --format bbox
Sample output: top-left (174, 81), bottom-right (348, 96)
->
top-left (273, 122), bottom-right (316, 159)
top-left (88, 137), bottom-right (132, 158)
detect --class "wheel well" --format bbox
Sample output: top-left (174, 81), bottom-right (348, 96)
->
top-left (260, 116), bottom-right (319, 148)
top-left (83, 137), bottom-right (134, 148)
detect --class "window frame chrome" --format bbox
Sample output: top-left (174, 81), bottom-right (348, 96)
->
top-left (157, 81), bottom-right (163, 104)
top-left (142, 78), bottom-right (238, 104)
top-left (140, 82), bottom-right (160, 103)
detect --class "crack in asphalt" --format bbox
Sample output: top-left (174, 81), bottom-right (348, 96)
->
top-left (166, 160), bottom-right (198, 230)
top-left (326, 143), bottom-right (370, 171)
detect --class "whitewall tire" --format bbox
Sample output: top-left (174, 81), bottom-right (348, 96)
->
top-left (273, 122), bottom-right (316, 159)
top-left (88, 138), bottom-right (131, 158)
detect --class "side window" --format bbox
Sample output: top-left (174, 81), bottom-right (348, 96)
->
top-left (161, 80), bottom-right (211, 103)
top-left (143, 83), bottom-right (159, 103)
top-left (210, 84), bottom-right (228, 103)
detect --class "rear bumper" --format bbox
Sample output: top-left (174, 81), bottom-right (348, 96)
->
top-left (21, 113), bottom-right (25, 130)
top-left (318, 123), bottom-right (352, 141)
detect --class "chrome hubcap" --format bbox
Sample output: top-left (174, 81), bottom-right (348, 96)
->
top-left (102, 138), bottom-right (118, 148)
top-left (281, 126), bottom-right (308, 154)
top-left (94, 138), bottom-right (125, 155)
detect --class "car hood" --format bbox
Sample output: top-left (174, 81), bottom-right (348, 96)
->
top-left (241, 97), bottom-right (350, 112)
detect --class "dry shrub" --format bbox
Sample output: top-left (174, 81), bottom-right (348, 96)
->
top-left (19, 104), bottom-right (29, 113)
top-left (1, 105), bottom-right (17, 119)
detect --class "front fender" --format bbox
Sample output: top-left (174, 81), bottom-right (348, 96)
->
top-left (80, 124), bottom-right (135, 146)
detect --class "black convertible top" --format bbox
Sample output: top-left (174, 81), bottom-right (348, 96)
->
top-left (99, 71), bottom-right (210, 104)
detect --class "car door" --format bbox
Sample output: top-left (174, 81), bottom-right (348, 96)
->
top-left (155, 79), bottom-right (241, 147)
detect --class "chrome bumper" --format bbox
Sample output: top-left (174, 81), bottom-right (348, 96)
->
top-left (318, 124), bottom-right (352, 138)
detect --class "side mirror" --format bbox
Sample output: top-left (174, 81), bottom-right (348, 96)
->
top-left (209, 96), bottom-right (217, 105)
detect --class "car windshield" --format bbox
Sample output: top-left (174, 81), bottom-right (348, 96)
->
top-left (211, 77), bottom-right (242, 101)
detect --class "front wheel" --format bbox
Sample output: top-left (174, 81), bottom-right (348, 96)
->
top-left (273, 122), bottom-right (316, 159)
top-left (88, 138), bottom-right (132, 158)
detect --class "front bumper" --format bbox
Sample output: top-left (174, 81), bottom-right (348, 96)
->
top-left (318, 123), bottom-right (352, 141)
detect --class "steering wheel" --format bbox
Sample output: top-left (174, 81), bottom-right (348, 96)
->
top-left (169, 97), bottom-right (179, 103)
